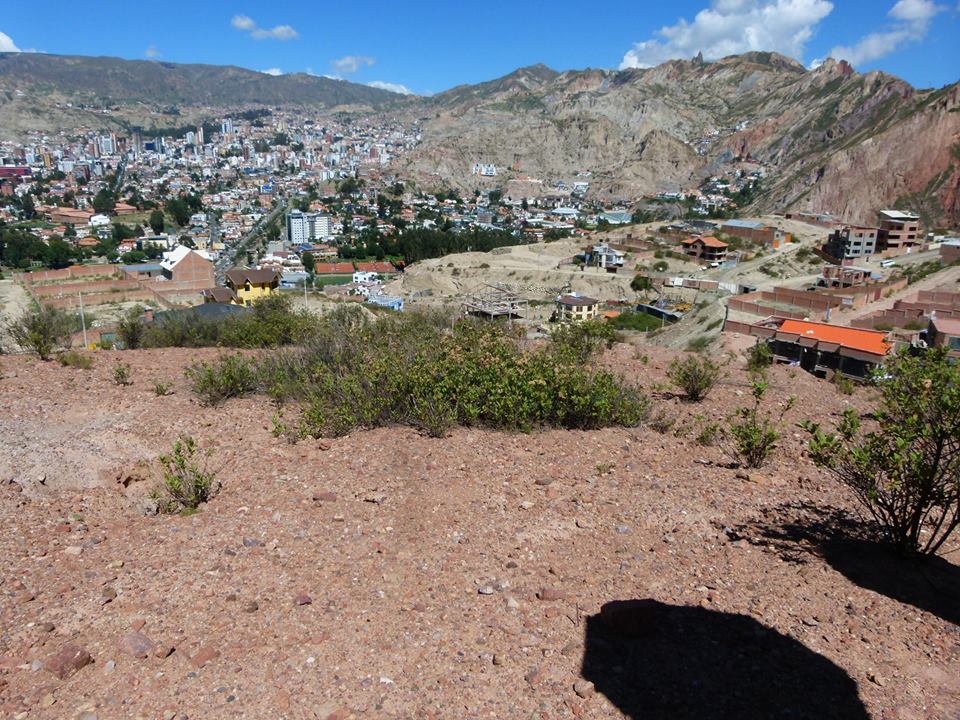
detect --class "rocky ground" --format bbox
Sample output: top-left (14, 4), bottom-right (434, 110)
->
top-left (0, 344), bottom-right (958, 720)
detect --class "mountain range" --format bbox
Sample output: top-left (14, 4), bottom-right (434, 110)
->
top-left (1, 51), bottom-right (958, 226)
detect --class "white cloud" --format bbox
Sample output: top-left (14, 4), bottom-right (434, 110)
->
top-left (145, 45), bottom-right (160, 59)
top-left (332, 55), bottom-right (375, 74)
top-left (367, 80), bottom-right (415, 95)
top-left (231, 15), bottom-right (256, 31)
top-left (827, 0), bottom-right (946, 66)
top-left (261, 68), bottom-right (283, 76)
top-left (0, 31), bottom-right (21, 53)
top-left (231, 15), bottom-right (299, 41)
top-left (620, 0), bottom-right (834, 69)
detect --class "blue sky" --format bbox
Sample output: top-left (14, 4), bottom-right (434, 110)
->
top-left (1, 1), bottom-right (958, 95)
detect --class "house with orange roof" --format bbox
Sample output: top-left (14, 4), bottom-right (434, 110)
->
top-left (681, 235), bottom-right (728, 263)
top-left (764, 318), bottom-right (892, 379)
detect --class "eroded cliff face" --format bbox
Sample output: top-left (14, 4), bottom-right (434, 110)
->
top-left (402, 54), bottom-right (960, 225)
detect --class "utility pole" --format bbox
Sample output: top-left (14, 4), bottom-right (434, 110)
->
top-left (78, 292), bottom-right (88, 348)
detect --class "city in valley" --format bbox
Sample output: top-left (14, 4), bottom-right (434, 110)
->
top-left (0, 4), bottom-right (958, 720)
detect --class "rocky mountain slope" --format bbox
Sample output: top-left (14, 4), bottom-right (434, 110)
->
top-left (0, 344), bottom-right (957, 718)
top-left (1, 51), bottom-right (958, 225)
top-left (398, 53), bottom-right (960, 226)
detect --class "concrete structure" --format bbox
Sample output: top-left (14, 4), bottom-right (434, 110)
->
top-left (461, 284), bottom-right (528, 320)
top-left (878, 210), bottom-right (921, 252)
top-left (681, 235), bottom-right (728, 263)
top-left (554, 293), bottom-right (600, 322)
top-left (721, 219), bottom-right (791, 250)
top-left (819, 265), bottom-right (871, 288)
top-left (823, 226), bottom-right (879, 261)
top-left (939, 239), bottom-right (960, 265)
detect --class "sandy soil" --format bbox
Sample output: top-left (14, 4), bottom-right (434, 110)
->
top-left (0, 345), bottom-right (957, 720)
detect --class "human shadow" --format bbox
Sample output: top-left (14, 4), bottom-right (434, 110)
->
top-left (733, 501), bottom-right (960, 626)
top-left (581, 599), bottom-right (869, 720)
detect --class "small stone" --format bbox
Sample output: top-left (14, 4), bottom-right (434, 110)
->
top-left (561, 641), bottom-right (580, 657)
top-left (534, 478), bottom-right (553, 486)
top-left (295, 593), bottom-right (312, 606)
top-left (519, 501), bottom-right (534, 510)
top-left (107, 560), bottom-right (124, 569)
top-left (313, 491), bottom-right (337, 502)
top-left (104, 660), bottom-right (116, 673)
top-left (243, 600), bottom-right (259, 613)
top-left (504, 596), bottom-right (520, 610)
top-left (363, 492), bottom-right (386, 505)
top-left (615, 524), bottom-right (630, 534)
top-left (492, 654), bottom-right (504, 666)
top-left (537, 587), bottom-right (566, 602)
top-left (119, 632), bottom-right (154, 659)
top-left (574, 679), bottom-right (595, 698)
top-left (801, 617), bottom-right (820, 627)
top-left (477, 585), bottom-right (495, 595)
top-left (154, 644), bottom-right (175, 659)
top-left (242, 538), bottom-right (261, 548)
top-left (163, 711), bottom-right (176, 720)
top-left (190, 646), bottom-right (219, 669)
top-left (505, 560), bottom-right (518, 569)
top-left (101, 587), bottom-right (117, 604)
top-left (317, 441), bottom-right (332, 451)
top-left (869, 672), bottom-right (886, 687)
top-left (524, 666), bottom-right (543, 685)
top-left (64, 546), bottom-right (83, 556)
top-left (131, 618), bottom-right (146, 632)
top-left (40, 693), bottom-right (56, 708)
top-left (45, 643), bottom-right (93, 680)
top-left (39, 622), bottom-right (55, 633)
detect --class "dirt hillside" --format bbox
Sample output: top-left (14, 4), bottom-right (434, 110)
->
top-left (0, 345), bottom-right (957, 719)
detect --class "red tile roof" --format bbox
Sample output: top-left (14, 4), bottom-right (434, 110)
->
top-left (778, 320), bottom-right (891, 356)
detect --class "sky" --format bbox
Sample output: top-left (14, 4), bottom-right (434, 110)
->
top-left (1, 0), bottom-right (958, 95)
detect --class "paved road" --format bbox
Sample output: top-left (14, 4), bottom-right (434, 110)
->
top-left (215, 198), bottom-right (288, 282)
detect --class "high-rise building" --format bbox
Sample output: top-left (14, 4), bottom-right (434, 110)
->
top-left (196, 125), bottom-right (204, 146)
top-left (287, 209), bottom-right (335, 243)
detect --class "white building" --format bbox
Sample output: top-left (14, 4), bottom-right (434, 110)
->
top-left (353, 270), bottom-right (379, 284)
top-left (287, 209), bottom-right (335, 243)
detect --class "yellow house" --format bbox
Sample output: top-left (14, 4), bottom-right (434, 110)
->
top-left (224, 268), bottom-right (281, 306)
top-left (555, 293), bottom-right (600, 322)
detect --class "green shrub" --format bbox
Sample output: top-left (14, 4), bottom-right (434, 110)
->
top-left (116, 306), bottom-right (146, 349)
top-left (58, 350), bottom-right (94, 369)
top-left (726, 379), bottom-right (780, 468)
top-left (668, 354), bottom-right (722, 401)
top-left (608, 311), bottom-right (661, 332)
top-left (745, 342), bottom-right (773, 374)
top-left (151, 435), bottom-right (218, 514)
top-left (191, 312), bottom-right (648, 438)
top-left (153, 381), bottom-right (172, 396)
top-left (630, 275), bottom-right (652, 292)
top-left (648, 408), bottom-right (676, 434)
top-left (652, 260), bottom-right (669, 272)
top-left (686, 335), bottom-right (713, 353)
top-left (185, 354), bottom-right (259, 405)
top-left (113, 363), bottom-right (133, 386)
top-left (803, 348), bottom-right (960, 555)
top-left (696, 421), bottom-right (721, 446)
top-left (550, 320), bottom-right (617, 362)
top-left (6, 306), bottom-right (74, 360)
top-left (832, 373), bottom-right (855, 395)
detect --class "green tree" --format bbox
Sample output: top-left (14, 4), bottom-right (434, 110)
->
top-left (301, 251), bottom-right (316, 273)
top-left (804, 348), bottom-right (960, 555)
top-left (20, 193), bottom-right (36, 219)
top-left (92, 189), bottom-right (116, 214)
top-left (149, 209), bottom-right (166, 235)
top-left (44, 237), bottom-right (76, 269)
top-left (166, 198), bottom-right (191, 226)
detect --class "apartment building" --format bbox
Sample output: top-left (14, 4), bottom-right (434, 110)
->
top-left (878, 210), bottom-right (921, 252)
top-left (823, 225), bottom-right (879, 261)
top-left (287, 209), bottom-right (335, 243)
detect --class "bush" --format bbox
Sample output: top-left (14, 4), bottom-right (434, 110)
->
top-left (608, 311), bottom-right (661, 332)
top-left (185, 354), bottom-right (259, 405)
top-left (154, 381), bottom-right (172, 396)
top-left (726, 379), bottom-right (780, 468)
top-left (630, 275), bottom-right (653, 292)
top-left (668, 354), bottom-right (722, 401)
top-left (195, 312), bottom-right (648, 438)
top-left (696, 421), bottom-right (721, 446)
top-left (151, 435), bottom-right (218, 514)
top-left (7, 306), bottom-right (74, 360)
top-left (832, 373), bottom-right (855, 395)
top-left (550, 320), bottom-right (617, 362)
top-left (745, 342), bottom-right (773, 374)
top-left (113, 363), bottom-right (133, 386)
top-left (58, 350), bottom-right (94, 369)
top-left (652, 260), bottom-right (669, 272)
top-left (803, 348), bottom-right (960, 555)
top-left (116, 306), bottom-right (146, 349)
